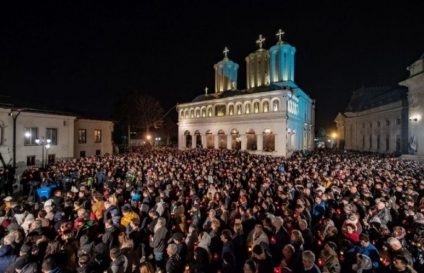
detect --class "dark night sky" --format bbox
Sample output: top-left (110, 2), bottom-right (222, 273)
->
top-left (1, 1), bottom-right (423, 130)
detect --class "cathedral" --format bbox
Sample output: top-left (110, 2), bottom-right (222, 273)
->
top-left (177, 30), bottom-right (315, 157)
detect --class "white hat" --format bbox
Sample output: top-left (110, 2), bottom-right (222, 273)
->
top-left (3, 196), bottom-right (12, 202)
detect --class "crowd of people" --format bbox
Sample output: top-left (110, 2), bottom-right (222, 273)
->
top-left (0, 148), bottom-right (424, 273)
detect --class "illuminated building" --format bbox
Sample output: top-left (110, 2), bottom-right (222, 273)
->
top-left (177, 30), bottom-right (315, 157)
top-left (335, 53), bottom-right (424, 158)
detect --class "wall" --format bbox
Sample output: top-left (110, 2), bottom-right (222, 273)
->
top-left (74, 118), bottom-right (114, 157)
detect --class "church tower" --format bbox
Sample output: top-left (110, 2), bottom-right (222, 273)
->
top-left (246, 35), bottom-right (270, 89)
top-left (269, 29), bottom-right (296, 83)
top-left (214, 47), bottom-right (239, 93)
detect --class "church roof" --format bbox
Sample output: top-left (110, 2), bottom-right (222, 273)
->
top-left (345, 85), bottom-right (407, 112)
top-left (191, 84), bottom-right (282, 102)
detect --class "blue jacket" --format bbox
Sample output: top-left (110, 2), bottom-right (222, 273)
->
top-left (358, 243), bottom-right (380, 269)
top-left (0, 245), bottom-right (16, 273)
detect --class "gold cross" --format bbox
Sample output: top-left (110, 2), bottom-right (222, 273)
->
top-left (256, 34), bottom-right (265, 49)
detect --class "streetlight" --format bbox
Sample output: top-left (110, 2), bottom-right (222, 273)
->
top-left (35, 137), bottom-right (51, 168)
top-left (9, 109), bottom-right (24, 170)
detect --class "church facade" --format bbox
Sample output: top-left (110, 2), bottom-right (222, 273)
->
top-left (335, 53), bottom-right (424, 158)
top-left (177, 30), bottom-right (315, 157)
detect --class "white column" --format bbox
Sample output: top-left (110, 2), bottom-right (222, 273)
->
top-left (257, 134), bottom-right (263, 151)
top-left (227, 135), bottom-right (232, 149)
top-left (214, 134), bottom-right (219, 149)
top-left (201, 134), bottom-right (206, 149)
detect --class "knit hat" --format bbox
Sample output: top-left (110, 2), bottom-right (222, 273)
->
top-left (326, 241), bottom-right (338, 252)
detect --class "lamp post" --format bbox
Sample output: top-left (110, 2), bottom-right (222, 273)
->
top-left (8, 109), bottom-right (24, 170)
top-left (35, 137), bottom-right (51, 168)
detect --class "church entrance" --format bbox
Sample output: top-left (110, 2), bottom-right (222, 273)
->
top-left (218, 130), bottom-right (227, 149)
top-left (263, 129), bottom-right (275, 151)
top-left (195, 130), bottom-right (202, 148)
top-left (206, 130), bottom-right (214, 149)
top-left (231, 129), bottom-right (241, 150)
top-left (184, 131), bottom-right (192, 148)
top-left (246, 129), bottom-right (257, 150)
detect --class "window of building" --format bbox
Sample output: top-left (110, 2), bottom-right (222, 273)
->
top-left (195, 109), bottom-right (200, 118)
top-left (236, 104), bottom-right (242, 115)
top-left (396, 118), bottom-right (401, 125)
top-left (27, 155), bottom-right (36, 166)
top-left (377, 134), bottom-right (380, 150)
top-left (229, 105), bottom-right (234, 116)
top-left (78, 129), bottom-right (87, 144)
top-left (362, 134), bottom-right (365, 149)
top-left (46, 128), bottom-right (58, 145)
top-left (48, 154), bottom-right (55, 165)
top-left (208, 108), bottom-right (213, 117)
top-left (202, 108), bottom-right (206, 118)
top-left (253, 102), bottom-right (260, 113)
top-left (273, 100), bottom-right (279, 111)
top-left (369, 135), bottom-right (372, 150)
top-left (24, 127), bottom-right (38, 145)
top-left (96, 149), bottom-right (101, 156)
top-left (369, 122), bottom-right (372, 128)
top-left (180, 110), bottom-right (184, 119)
top-left (80, 151), bottom-right (86, 158)
top-left (386, 120), bottom-right (390, 126)
top-left (190, 109), bottom-right (194, 118)
top-left (362, 123), bottom-right (365, 129)
top-left (263, 101), bottom-right (269, 113)
top-left (94, 129), bottom-right (102, 143)
top-left (377, 121), bottom-right (380, 127)
top-left (245, 103), bottom-right (251, 114)
top-left (215, 105), bottom-right (226, 117)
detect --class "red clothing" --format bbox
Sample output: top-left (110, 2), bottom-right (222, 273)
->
top-left (343, 231), bottom-right (360, 243)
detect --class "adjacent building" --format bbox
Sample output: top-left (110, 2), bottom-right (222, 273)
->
top-left (177, 30), bottom-right (315, 157)
top-left (0, 105), bottom-right (114, 174)
top-left (335, 53), bottom-right (424, 158)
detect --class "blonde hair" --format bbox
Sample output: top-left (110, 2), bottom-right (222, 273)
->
top-left (139, 262), bottom-right (155, 273)
top-left (291, 229), bottom-right (304, 245)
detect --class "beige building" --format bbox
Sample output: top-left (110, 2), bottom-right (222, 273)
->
top-left (0, 105), bottom-right (114, 175)
top-left (74, 118), bottom-right (114, 157)
top-left (178, 31), bottom-right (314, 157)
top-left (335, 53), bottom-right (424, 157)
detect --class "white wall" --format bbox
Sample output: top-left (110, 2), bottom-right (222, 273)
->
top-left (74, 119), bottom-right (114, 157)
top-left (0, 108), bottom-right (76, 172)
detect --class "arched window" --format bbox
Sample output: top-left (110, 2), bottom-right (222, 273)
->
top-left (184, 131), bottom-right (192, 148)
top-left (201, 108), bottom-right (206, 118)
top-left (184, 109), bottom-right (189, 118)
top-left (190, 109), bottom-right (194, 118)
top-left (195, 109), bottom-right (200, 118)
top-left (218, 130), bottom-right (227, 149)
top-left (263, 101), bottom-right (269, 113)
top-left (254, 102), bottom-right (260, 113)
top-left (273, 100), bottom-right (279, 111)
top-left (245, 103), bottom-right (251, 114)
top-left (231, 129), bottom-right (241, 150)
top-left (236, 104), bottom-right (242, 115)
top-left (207, 107), bottom-right (213, 117)
top-left (229, 105), bottom-right (234, 116)
top-left (263, 129), bottom-right (275, 152)
top-left (180, 110), bottom-right (184, 118)
top-left (195, 130), bottom-right (202, 148)
top-left (246, 129), bottom-right (257, 150)
top-left (206, 130), bottom-right (214, 149)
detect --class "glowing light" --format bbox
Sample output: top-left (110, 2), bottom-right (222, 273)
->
top-left (35, 139), bottom-right (40, 144)
top-left (46, 144), bottom-right (51, 149)
top-left (25, 132), bottom-right (31, 138)
top-left (146, 134), bottom-right (152, 140)
top-left (331, 132), bottom-right (337, 139)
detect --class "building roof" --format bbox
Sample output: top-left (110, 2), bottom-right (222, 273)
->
top-left (345, 85), bottom-right (407, 112)
top-left (191, 84), bottom-right (284, 102)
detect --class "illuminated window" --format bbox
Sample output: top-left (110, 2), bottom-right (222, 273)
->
top-left (46, 128), bottom-right (58, 145)
top-left (236, 104), bottom-right (242, 115)
top-left (208, 108), bottom-right (212, 117)
top-left (215, 105), bottom-right (226, 117)
top-left (202, 108), bottom-right (206, 117)
top-left (254, 102), bottom-right (259, 113)
top-left (190, 109), bottom-right (194, 118)
top-left (24, 127), bottom-right (38, 145)
top-left (245, 103), bottom-right (251, 114)
top-left (196, 109), bottom-right (200, 118)
top-left (180, 110), bottom-right (184, 118)
top-left (229, 105), bottom-right (234, 116)
top-left (94, 129), bottom-right (102, 143)
top-left (263, 101), bottom-right (269, 113)
top-left (273, 100), bottom-right (279, 111)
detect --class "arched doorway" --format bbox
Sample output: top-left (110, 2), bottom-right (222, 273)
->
top-left (184, 130), bottom-right (192, 148)
top-left (263, 129), bottom-right (275, 151)
top-left (246, 129), bottom-right (257, 150)
top-left (195, 130), bottom-right (202, 148)
top-left (206, 130), bottom-right (214, 149)
top-left (218, 130), bottom-right (227, 149)
top-left (231, 129), bottom-right (241, 150)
